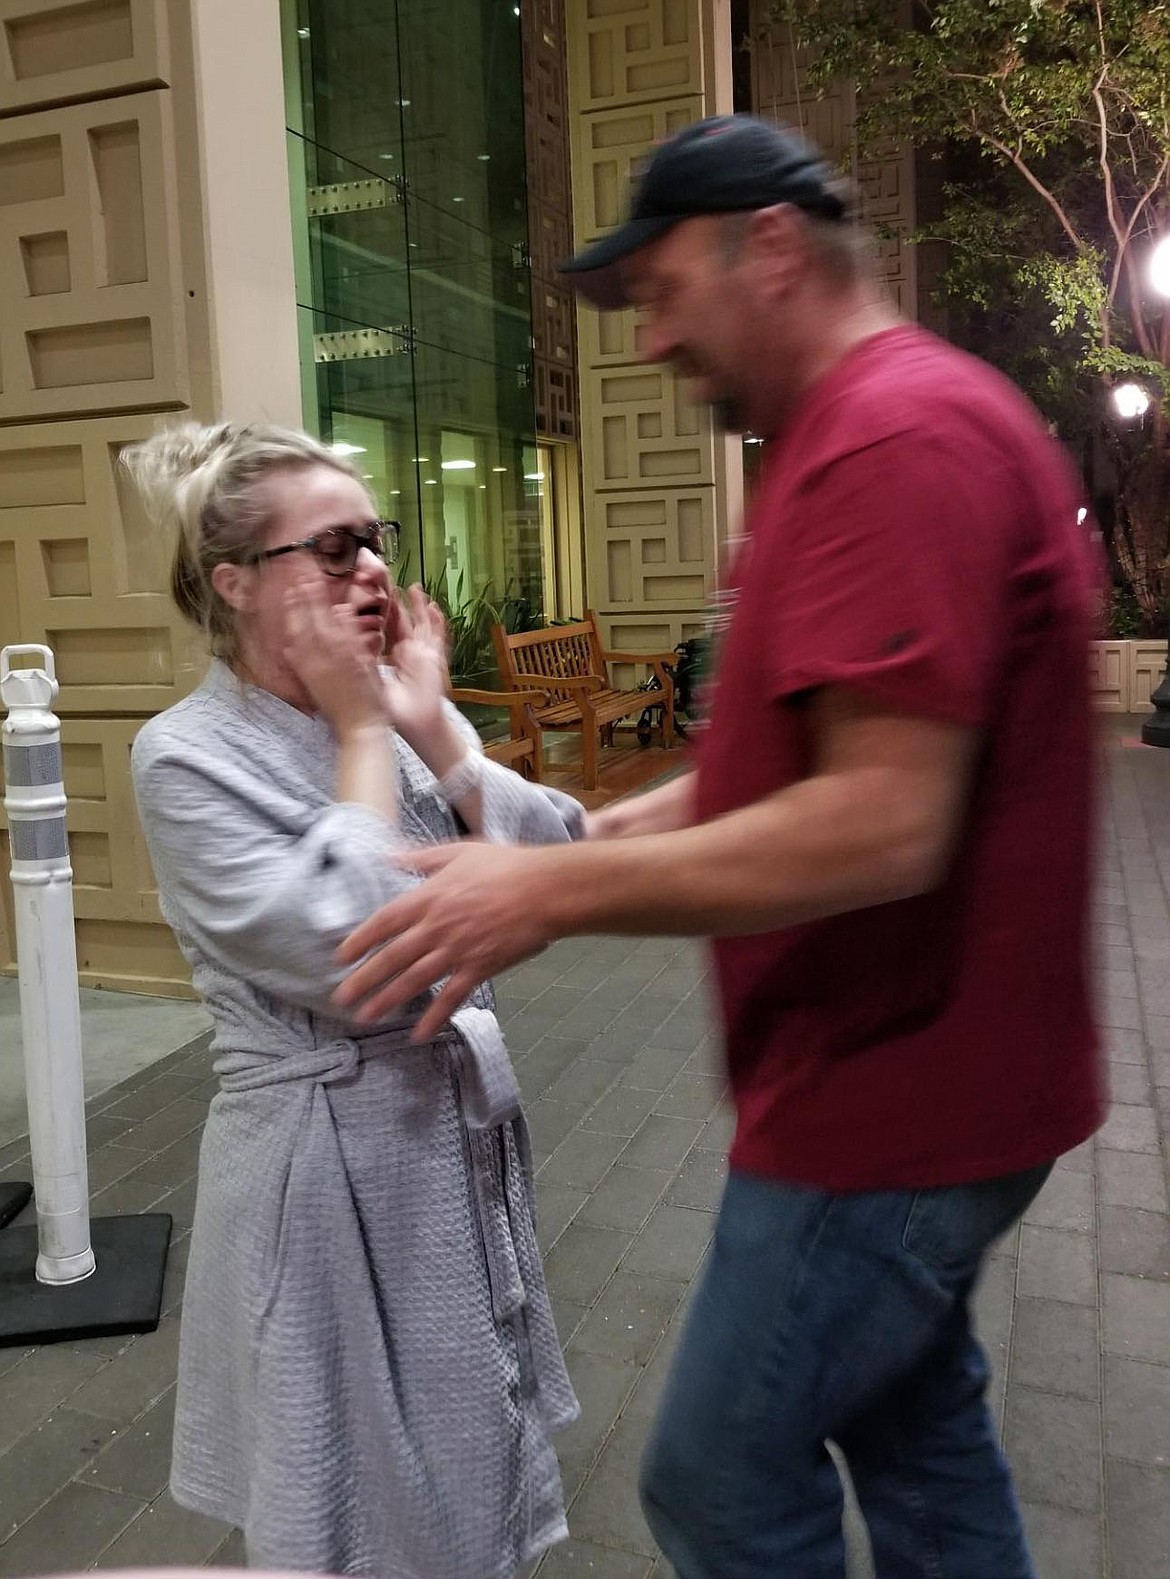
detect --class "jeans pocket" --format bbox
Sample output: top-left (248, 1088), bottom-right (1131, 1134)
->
top-left (901, 1162), bottom-right (1053, 1272)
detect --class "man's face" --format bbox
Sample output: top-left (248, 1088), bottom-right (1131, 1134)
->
top-left (622, 217), bottom-right (756, 432)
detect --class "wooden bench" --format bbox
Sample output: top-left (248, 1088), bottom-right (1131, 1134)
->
top-left (492, 610), bottom-right (676, 790)
top-left (450, 687), bottom-right (546, 781)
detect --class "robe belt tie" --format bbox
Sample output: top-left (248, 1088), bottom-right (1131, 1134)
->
top-left (218, 1006), bottom-right (527, 1324)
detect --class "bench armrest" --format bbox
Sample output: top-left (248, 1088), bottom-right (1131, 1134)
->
top-left (451, 686), bottom-right (549, 708)
top-left (601, 654), bottom-right (676, 701)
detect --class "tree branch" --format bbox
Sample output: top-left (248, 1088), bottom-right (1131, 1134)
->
top-left (976, 124), bottom-right (1086, 255)
top-left (1119, 152), bottom-right (1170, 262)
top-left (1089, 74), bottom-right (1151, 358)
top-left (1093, 77), bottom-right (1128, 255)
top-left (1110, 162), bottom-right (1170, 369)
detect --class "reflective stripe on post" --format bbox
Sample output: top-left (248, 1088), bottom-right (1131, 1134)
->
top-left (1, 645), bottom-right (95, 1286)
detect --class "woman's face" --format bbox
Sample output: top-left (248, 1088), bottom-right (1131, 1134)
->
top-left (243, 463), bottom-right (394, 664)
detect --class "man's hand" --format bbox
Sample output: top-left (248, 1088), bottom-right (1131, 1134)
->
top-left (332, 689), bottom-right (978, 1041)
top-left (333, 842), bottom-right (561, 1039)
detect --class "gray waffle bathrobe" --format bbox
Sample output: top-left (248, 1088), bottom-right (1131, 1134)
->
top-left (131, 660), bottom-right (581, 1578)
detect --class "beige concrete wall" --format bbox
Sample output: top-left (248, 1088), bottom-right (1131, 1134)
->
top-left (0, 0), bottom-right (301, 994)
top-left (748, 0), bottom-right (918, 319)
top-left (1092, 642), bottom-right (1168, 713)
top-left (565, 0), bottom-right (741, 677)
top-left (191, 0), bottom-right (301, 424)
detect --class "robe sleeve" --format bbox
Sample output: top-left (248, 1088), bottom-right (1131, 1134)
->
top-left (132, 731), bottom-right (419, 1023)
top-left (442, 699), bottom-right (587, 845)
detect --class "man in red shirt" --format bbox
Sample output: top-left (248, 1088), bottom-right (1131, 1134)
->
top-left (335, 116), bottom-right (1103, 1578)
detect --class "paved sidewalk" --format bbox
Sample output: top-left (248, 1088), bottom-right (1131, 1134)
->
top-left (0, 985), bottom-right (209, 1150)
top-left (0, 721), bottom-right (1166, 1576)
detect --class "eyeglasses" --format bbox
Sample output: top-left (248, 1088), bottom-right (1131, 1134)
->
top-left (252, 520), bottom-right (400, 577)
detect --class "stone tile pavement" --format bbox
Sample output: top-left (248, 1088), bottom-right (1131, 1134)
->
top-left (0, 984), bottom-right (209, 1150)
top-left (0, 719), bottom-right (1167, 1577)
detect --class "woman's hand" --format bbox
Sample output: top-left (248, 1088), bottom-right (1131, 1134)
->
top-left (282, 570), bottom-right (389, 739)
top-left (382, 585), bottom-right (452, 749)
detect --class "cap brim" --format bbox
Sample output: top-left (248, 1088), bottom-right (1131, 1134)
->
top-left (558, 215), bottom-right (679, 310)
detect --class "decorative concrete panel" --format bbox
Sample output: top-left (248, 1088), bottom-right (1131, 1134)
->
top-left (748, 0), bottom-right (917, 316)
top-left (586, 363), bottom-right (712, 495)
top-left (601, 607), bottom-right (708, 688)
top-left (1090, 641), bottom-right (1127, 712)
top-left (1128, 642), bottom-right (1168, 713)
top-left (0, 91), bottom-right (188, 422)
top-left (0, 414), bottom-right (206, 715)
top-left (590, 485), bottom-right (716, 612)
top-left (570, 92), bottom-right (703, 245)
top-left (0, 0), bottom-right (167, 117)
top-left (567, 1), bottom-right (733, 670)
top-left (523, 0), bottom-right (579, 439)
top-left (567, 0), bottom-right (702, 115)
top-left (0, 715), bottom-right (191, 993)
top-left (1089, 641), bottom-right (1167, 713)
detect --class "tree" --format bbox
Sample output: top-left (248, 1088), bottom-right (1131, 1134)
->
top-left (758, 0), bottom-right (1170, 632)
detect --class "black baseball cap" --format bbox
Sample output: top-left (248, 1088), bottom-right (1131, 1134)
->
top-left (560, 114), bottom-right (845, 310)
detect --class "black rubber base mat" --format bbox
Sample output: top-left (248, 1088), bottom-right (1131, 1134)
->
top-left (0, 1213), bottom-right (172, 1347)
top-left (0, 1182), bottom-right (32, 1232)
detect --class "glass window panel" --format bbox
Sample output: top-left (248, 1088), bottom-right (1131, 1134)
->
top-left (283, 0), bottom-right (544, 683)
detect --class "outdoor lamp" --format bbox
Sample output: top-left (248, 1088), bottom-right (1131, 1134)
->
top-left (1113, 383), bottom-right (1150, 420)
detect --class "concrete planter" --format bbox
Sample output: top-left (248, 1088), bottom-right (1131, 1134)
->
top-left (1091, 640), bottom-right (1168, 712)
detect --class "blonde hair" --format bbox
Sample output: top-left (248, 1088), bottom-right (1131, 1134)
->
top-left (120, 421), bottom-right (370, 663)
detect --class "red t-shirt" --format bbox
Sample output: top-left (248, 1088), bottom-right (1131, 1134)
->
top-left (696, 326), bottom-right (1104, 1191)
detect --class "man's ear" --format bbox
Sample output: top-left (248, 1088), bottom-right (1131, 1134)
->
top-left (210, 559), bottom-right (255, 613)
top-left (744, 204), bottom-right (809, 303)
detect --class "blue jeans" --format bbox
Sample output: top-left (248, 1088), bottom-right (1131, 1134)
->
top-left (639, 1163), bottom-right (1051, 1578)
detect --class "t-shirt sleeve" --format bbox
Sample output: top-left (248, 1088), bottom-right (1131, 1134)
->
top-left (765, 432), bottom-right (1008, 726)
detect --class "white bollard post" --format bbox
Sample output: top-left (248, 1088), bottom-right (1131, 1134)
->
top-left (1, 645), bottom-right (95, 1286)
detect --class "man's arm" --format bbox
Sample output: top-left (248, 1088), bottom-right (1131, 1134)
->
top-left (584, 770), bottom-right (696, 840)
top-left (334, 688), bottom-right (979, 1037)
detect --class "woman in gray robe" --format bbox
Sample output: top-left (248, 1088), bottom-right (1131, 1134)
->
top-left (125, 422), bottom-right (580, 1579)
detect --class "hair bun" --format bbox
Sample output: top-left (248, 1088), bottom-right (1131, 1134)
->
top-left (118, 421), bottom-right (370, 662)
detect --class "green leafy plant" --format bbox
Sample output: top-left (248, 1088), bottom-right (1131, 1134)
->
top-left (756, 0), bottom-right (1170, 631)
top-left (422, 571), bottom-right (545, 685)
top-left (1109, 585), bottom-right (1145, 638)
top-left (390, 547), bottom-right (546, 683)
